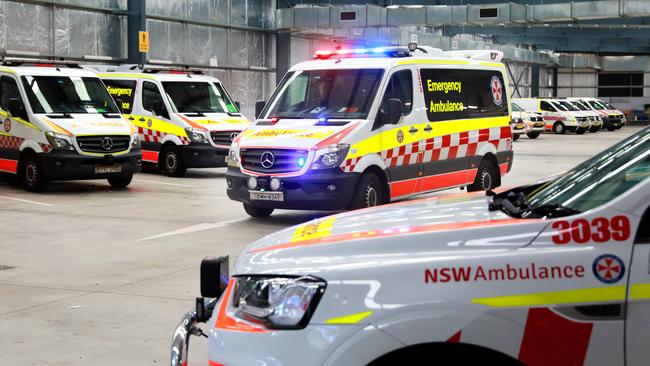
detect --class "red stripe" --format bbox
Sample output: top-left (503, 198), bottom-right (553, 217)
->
top-left (389, 178), bottom-right (419, 198)
top-left (499, 162), bottom-right (509, 175)
top-left (518, 308), bottom-right (593, 366)
top-left (315, 122), bottom-right (360, 149)
top-left (441, 134), bottom-right (451, 147)
top-left (459, 131), bottom-right (469, 144)
top-left (208, 361), bottom-right (225, 366)
top-left (466, 142), bottom-right (477, 157)
top-left (447, 330), bottom-right (462, 343)
top-left (478, 129), bottom-right (490, 142)
top-left (0, 158), bottom-right (18, 173)
top-left (142, 150), bottom-right (159, 163)
top-left (419, 169), bottom-right (476, 192)
top-left (448, 145), bottom-right (458, 159)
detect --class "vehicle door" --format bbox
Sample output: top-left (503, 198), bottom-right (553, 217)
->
top-left (374, 67), bottom-right (419, 199)
top-left (137, 80), bottom-right (175, 162)
top-left (0, 74), bottom-right (30, 174)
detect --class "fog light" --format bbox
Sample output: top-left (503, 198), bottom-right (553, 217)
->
top-left (270, 177), bottom-right (281, 191)
top-left (326, 184), bottom-right (337, 192)
top-left (247, 177), bottom-right (258, 190)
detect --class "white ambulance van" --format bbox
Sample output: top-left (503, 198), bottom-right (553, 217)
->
top-left (173, 126), bottom-right (650, 366)
top-left (511, 101), bottom-right (544, 139)
top-left (99, 66), bottom-right (249, 177)
top-left (568, 97), bottom-right (626, 130)
top-left (553, 99), bottom-right (601, 133)
top-left (514, 97), bottom-right (590, 134)
top-left (226, 45), bottom-right (514, 217)
top-left (0, 58), bottom-right (141, 191)
top-left (566, 99), bottom-right (603, 132)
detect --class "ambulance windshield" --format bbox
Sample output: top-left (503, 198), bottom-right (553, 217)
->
top-left (163, 81), bottom-right (238, 114)
top-left (21, 76), bottom-right (120, 114)
top-left (265, 69), bottom-right (384, 119)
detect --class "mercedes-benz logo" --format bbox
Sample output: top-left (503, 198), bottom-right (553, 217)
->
top-left (101, 137), bottom-right (114, 151)
top-left (260, 151), bottom-right (275, 169)
top-left (230, 132), bottom-right (239, 141)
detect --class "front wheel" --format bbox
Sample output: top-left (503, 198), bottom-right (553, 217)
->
top-left (19, 153), bottom-right (48, 192)
top-left (553, 122), bottom-right (566, 134)
top-left (243, 203), bottom-right (274, 218)
top-left (468, 159), bottom-right (498, 192)
top-left (526, 131), bottom-right (540, 139)
top-left (349, 172), bottom-right (383, 210)
top-left (160, 145), bottom-right (187, 177)
top-left (108, 174), bottom-right (133, 189)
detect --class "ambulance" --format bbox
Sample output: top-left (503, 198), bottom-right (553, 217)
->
top-left (511, 101), bottom-right (544, 140)
top-left (566, 99), bottom-right (604, 132)
top-left (226, 45), bottom-right (514, 217)
top-left (0, 58), bottom-right (141, 191)
top-left (99, 66), bottom-right (249, 177)
top-left (568, 97), bottom-right (626, 131)
top-left (514, 97), bottom-right (590, 134)
top-left (172, 126), bottom-right (650, 366)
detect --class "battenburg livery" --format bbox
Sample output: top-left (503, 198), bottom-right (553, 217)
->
top-left (99, 66), bottom-right (249, 177)
top-left (173, 126), bottom-right (650, 366)
top-left (226, 45), bottom-right (514, 217)
top-left (0, 58), bottom-right (141, 191)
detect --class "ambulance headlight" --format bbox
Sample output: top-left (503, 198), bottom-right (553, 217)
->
top-left (228, 145), bottom-right (240, 167)
top-left (312, 144), bottom-right (350, 170)
top-left (233, 276), bottom-right (326, 329)
top-left (185, 127), bottom-right (208, 144)
top-left (130, 134), bottom-right (141, 149)
top-left (45, 131), bottom-right (74, 150)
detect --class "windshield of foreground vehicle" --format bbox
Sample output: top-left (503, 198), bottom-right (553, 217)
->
top-left (512, 103), bottom-right (523, 112)
top-left (163, 81), bottom-right (237, 114)
top-left (22, 76), bottom-right (119, 114)
top-left (265, 69), bottom-right (384, 119)
top-left (528, 127), bottom-right (650, 213)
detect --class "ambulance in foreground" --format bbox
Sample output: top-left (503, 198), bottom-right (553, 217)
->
top-left (511, 101), bottom-right (544, 140)
top-left (99, 66), bottom-right (249, 177)
top-left (0, 58), bottom-right (141, 191)
top-left (226, 45), bottom-right (514, 217)
top-left (568, 97), bottom-right (626, 131)
top-left (172, 126), bottom-right (650, 366)
top-left (514, 97), bottom-right (590, 134)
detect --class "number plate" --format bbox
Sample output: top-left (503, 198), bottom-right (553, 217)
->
top-left (95, 165), bottom-right (122, 174)
top-left (249, 191), bottom-right (284, 202)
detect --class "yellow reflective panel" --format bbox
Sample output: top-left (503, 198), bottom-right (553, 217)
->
top-left (292, 217), bottom-right (336, 243)
top-left (325, 311), bottom-right (373, 325)
top-left (630, 283), bottom-right (650, 300)
top-left (472, 286), bottom-right (626, 308)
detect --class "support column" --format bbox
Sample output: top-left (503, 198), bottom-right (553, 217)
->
top-left (276, 31), bottom-right (291, 85)
top-left (127, 0), bottom-right (146, 65)
top-left (531, 64), bottom-right (540, 97)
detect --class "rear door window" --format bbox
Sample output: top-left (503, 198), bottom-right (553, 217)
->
top-left (103, 79), bottom-right (136, 114)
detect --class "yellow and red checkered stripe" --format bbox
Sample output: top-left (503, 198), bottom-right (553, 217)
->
top-left (138, 126), bottom-right (190, 145)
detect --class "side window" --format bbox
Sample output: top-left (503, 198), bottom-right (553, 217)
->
top-left (420, 68), bottom-right (507, 122)
top-left (142, 81), bottom-right (166, 116)
top-left (540, 101), bottom-right (554, 112)
top-left (379, 70), bottom-right (413, 116)
top-left (103, 79), bottom-right (136, 114)
top-left (635, 207), bottom-right (650, 244)
top-left (0, 76), bottom-right (22, 112)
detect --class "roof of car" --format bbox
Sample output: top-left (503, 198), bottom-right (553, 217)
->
top-left (289, 54), bottom-right (505, 72)
top-left (97, 71), bottom-right (221, 83)
top-left (0, 65), bottom-right (99, 78)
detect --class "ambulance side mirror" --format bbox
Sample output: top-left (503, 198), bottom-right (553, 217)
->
top-left (255, 100), bottom-right (266, 119)
top-left (8, 98), bottom-right (27, 120)
top-left (200, 256), bottom-right (229, 298)
top-left (385, 98), bottom-right (403, 125)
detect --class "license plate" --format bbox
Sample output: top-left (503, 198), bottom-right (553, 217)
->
top-left (516, 123), bottom-right (524, 129)
top-left (534, 122), bottom-right (544, 127)
top-left (250, 191), bottom-right (284, 202)
top-left (95, 165), bottom-right (122, 174)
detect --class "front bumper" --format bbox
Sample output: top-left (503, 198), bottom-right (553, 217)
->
top-left (226, 167), bottom-right (360, 211)
top-left (39, 149), bottom-right (141, 180)
top-left (602, 117), bottom-right (622, 129)
top-left (180, 144), bottom-right (228, 168)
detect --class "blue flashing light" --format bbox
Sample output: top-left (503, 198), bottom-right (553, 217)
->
top-left (297, 157), bottom-right (306, 168)
top-left (318, 117), bottom-right (327, 124)
top-left (372, 47), bottom-right (385, 53)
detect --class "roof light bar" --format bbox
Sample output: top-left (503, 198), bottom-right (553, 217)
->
top-left (313, 46), bottom-right (410, 60)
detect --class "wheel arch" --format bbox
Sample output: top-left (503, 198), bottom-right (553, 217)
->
top-left (362, 164), bottom-right (390, 204)
top-left (367, 342), bottom-right (523, 366)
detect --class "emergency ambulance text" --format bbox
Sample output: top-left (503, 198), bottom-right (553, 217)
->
top-left (106, 86), bottom-right (133, 97)
top-left (424, 263), bottom-right (585, 284)
top-left (426, 80), bottom-right (462, 94)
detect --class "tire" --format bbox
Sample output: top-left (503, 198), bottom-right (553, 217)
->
top-left (468, 159), bottom-right (498, 192)
top-left (160, 145), bottom-right (186, 177)
top-left (607, 126), bottom-right (616, 131)
top-left (553, 122), bottom-right (566, 134)
top-left (589, 126), bottom-right (599, 133)
top-left (107, 174), bottom-right (133, 189)
top-left (243, 203), bottom-right (274, 218)
top-left (526, 131), bottom-right (540, 139)
top-left (19, 153), bottom-right (48, 192)
top-left (349, 172), bottom-right (383, 210)
top-left (512, 133), bottom-right (520, 141)
top-left (576, 127), bottom-right (586, 135)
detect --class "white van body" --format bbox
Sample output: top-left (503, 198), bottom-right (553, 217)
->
top-left (513, 97), bottom-right (589, 134)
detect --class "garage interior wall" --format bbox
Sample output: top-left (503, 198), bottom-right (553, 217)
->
top-left (0, 0), bottom-right (276, 119)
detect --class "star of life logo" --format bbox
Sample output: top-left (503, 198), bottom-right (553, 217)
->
top-left (592, 254), bottom-right (625, 284)
top-left (490, 76), bottom-right (503, 106)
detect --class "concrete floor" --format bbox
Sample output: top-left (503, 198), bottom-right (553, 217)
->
top-left (0, 126), bottom-right (644, 365)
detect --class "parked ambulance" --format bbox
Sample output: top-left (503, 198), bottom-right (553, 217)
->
top-left (555, 99), bottom-right (602, 133)
top-left (568, 97), bottom-right (626, 130)
top-left (99, 66), bottom-right (249, 177)
top-left (514, 97), bottom-right (590, 134)
top-left (566, 99), bottom-right (604, 132)
top-left (226, 45), bottom-right (514, 217)
top-left (172, 126), bottom-right (650, 366)
top-left (511, 101), bottom-right (544, 140)
top-left (0, 58), bottom-right (141, 191)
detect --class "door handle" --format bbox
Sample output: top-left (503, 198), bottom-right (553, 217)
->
top-left (139, 117), bottom-right (145, 122)
top-left (423, 125), bottom-right (432, 132)
top-left (409, 127), bottom-right (419, 134)
top-left (128, 116), bottom-right (135, 121)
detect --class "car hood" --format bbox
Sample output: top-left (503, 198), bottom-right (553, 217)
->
top-left (40, 114), bottom-right (133, 135)
top-left (176, 112), bottom-right (249, 132)
top-left (234, 193), bottom-right (549, 277)
top-left (236, 119), bottom-right (360, 149)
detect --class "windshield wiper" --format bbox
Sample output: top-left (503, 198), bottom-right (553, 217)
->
top-left (101, 112), bottom-right (122, 118)
top-left (184, 112), bottom-right (206, 117)
top-left (46, 112), bottom-right (72, 119)
top-left (523, 203), bottom-right (581, 218)
top-left (487, 190), bottom-right (530, 218)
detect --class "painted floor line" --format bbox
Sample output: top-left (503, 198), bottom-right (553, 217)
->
top-left (0, 195), bottom-right (54, 207)
top-left (137, 217), bottom-right (249, 241)
top-left (133, 178), bottom-right (199, 188)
